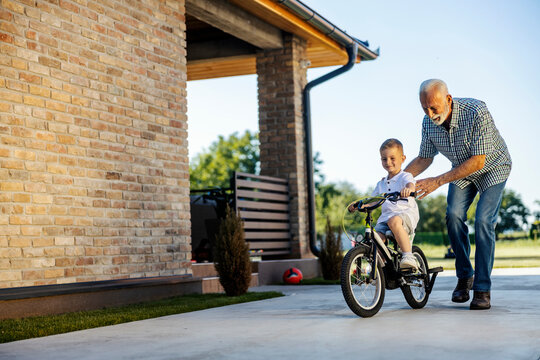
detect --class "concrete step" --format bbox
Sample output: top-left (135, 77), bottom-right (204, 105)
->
top-left (192, 262), bottom-right (259, 294)
top-left (192, 263), bottom-right (218, 278)
top-left (193, 258), bottom-right (321, 292)
top-left (200, 273), bottom-right (259, 294)
top-left (192, 262), bottom-right (259, 278)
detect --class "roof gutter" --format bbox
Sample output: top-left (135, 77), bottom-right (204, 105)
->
top-left (303, 44), bottom-right (357, 257)
top-left (275, 0), bottom-right (380, 61)
top-left (275, 0), bottom-right (379, 257)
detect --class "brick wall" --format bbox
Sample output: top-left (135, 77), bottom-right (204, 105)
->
top-left (256, 34), bottom-right (311, 258)
top-left (0, 0), bottom-right (190, 288)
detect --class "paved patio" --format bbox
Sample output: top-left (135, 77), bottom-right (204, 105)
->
top-left (1, 269), bottom-right (540, 360)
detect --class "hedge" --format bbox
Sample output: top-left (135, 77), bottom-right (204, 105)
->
top-left (414, 232), bottom-right (475, 245)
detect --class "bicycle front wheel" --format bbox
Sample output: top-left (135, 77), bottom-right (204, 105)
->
top-left (340, 245), bottom-right (385, 318)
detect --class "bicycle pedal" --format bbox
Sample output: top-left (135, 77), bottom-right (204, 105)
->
top-left (400, 267), bottom-right (419, 275)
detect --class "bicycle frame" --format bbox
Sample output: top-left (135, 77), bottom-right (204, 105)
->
top-left (362, 211), bottom-right (392, 281)
top-left (341, 192), bottom-right (444, 317)
top-left (353, 192), bottom-right (433, 286)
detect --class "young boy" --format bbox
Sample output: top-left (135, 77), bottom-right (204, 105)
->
top-left (353, 138), bottom-right (420, 269)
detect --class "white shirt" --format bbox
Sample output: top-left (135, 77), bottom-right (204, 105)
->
top-left (371, 170), bottom-right (419, 229)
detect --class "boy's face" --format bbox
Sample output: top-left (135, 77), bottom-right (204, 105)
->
top-left (380, 146), bottom-right (405, 176)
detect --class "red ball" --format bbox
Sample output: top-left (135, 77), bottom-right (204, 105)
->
top-left (283, 267), bottom-right (303, 284)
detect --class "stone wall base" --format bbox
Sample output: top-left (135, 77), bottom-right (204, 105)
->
top-left (0, 276), bottom-right (201, 320)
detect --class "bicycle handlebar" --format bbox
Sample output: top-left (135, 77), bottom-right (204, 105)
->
top-left (349, 191), bottom-right (416, 213)
top-left (385, 191), bottom-right (416, 200)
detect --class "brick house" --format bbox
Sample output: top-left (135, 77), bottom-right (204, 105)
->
top-left (0, 0), bottom-right (377, 313)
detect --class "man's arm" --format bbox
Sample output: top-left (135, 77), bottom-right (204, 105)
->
top-left (404, 157), bottom-right (433, 177)
top-left (415, 154), bottom-right (486, 199)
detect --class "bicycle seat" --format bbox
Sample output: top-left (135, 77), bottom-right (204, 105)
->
top-left (384, 230), bottom-right (416, 245)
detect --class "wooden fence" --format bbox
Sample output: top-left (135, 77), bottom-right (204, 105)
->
top-left (233, 172), bottom-right (291, 257)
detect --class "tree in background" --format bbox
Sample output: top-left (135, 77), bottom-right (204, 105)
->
top-left (416, 194), bottom-right (447, 234)
top-left (533, 200), bottom-right (540, 222)
top-left (496, 189), bottom-right (530, 238)
top-left (415, 194), bottom-right (455, 255)
top-left (532, 200), bottom-right (540, 240)
top-left (315, 181), bottom-right (366, 235)
top-left (313, 151), bottom-right (325, 189)
top-left (190, 130), bottom-right (259, 189)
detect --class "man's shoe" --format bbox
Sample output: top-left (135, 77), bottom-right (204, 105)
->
top-left (470, 291), bottom-right (491, 310)
top-left (451, 276), bottom-right (474, 303)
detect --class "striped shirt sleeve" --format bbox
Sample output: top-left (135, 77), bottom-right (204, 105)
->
top-left (419, 119), bottom-right (438, 158)
top-left (470, 107), bottom-right (495, 156)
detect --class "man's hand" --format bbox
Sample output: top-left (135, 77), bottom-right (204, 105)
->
top-left (415, 177), bottom-right (442, 199)
top-left (415, 155), bottom-right (485, 200)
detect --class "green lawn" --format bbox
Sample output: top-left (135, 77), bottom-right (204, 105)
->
top-left (420, 238), bottom-right (540, 270)
top-left (0, 291), bottom-right (283, 344)
top-left (295, 277), bottom-right (340, 285)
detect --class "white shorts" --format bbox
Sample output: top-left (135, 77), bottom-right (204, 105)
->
top-left (375, 213), bottom-right (414, 236)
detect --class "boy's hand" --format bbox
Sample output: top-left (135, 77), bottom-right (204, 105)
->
top-left (348, 202), bottom-right (359, 213)
top-left (401, 183), bottom-right (415, 198)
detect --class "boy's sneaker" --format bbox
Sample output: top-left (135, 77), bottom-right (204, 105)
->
top-left (400, 254), bottom-right (417, 270)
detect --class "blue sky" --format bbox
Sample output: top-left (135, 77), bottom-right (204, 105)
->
top-left (187, 0), bottom-right (540, 214)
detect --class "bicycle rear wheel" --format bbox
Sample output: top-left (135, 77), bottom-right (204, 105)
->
top-left (340, 245), bottom-right (385, 318)
top-left (401, 245), bottom-right (429, 309)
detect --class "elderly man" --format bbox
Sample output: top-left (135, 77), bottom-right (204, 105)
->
top-left (405, 79), bottom-right (511, 310)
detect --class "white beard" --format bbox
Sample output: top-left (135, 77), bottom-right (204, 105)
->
top-left (431, 103), bottom-right (450, 126)
top-left (431, 114), bottom-right (445, 126)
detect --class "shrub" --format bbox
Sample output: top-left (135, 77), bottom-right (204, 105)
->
top-left (213, 205), bottom-right (252, 296)
top-left (319, 216), bottom-right (344, 280)
top-left (414, 232), bottom-right (447, 246)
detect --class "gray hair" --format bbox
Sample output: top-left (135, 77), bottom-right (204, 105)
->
top-left (419, 79), bottom-right (448, 96)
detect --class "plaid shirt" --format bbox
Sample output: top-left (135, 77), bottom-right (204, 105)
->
top-left (419, 98), bottom-right (512, 192)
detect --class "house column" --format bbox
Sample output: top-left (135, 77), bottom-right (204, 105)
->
top-left (256, 34), bottom-right (311, 258)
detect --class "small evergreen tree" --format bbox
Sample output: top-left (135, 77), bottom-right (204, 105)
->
top-left (213, 205), bottom-right (252, 296)
top-left (319, 216), bottom-right (344, 280)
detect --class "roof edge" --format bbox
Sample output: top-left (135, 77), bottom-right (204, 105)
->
top-left (275, 0), bottom-right (379, 61)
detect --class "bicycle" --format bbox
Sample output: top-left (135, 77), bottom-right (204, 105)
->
top-left (340, 192), bottom-right (443, 317)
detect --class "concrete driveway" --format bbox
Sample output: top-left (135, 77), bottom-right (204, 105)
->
top-left (1, 269), bottom-right (540, 360)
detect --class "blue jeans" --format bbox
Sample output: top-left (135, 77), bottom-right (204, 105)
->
top-left (446, 181), bottom-right (506, 291)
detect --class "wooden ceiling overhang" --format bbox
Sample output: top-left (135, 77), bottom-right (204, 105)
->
top-left (186, 0), bottom-right (372, 81)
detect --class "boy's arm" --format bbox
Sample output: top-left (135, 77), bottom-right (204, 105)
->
top-left (348, 200), bottom-right (378, 213)
top-left (401, 182), bottom-right (416, 198)
top-left (348, 179), bottom-right (382, 211)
